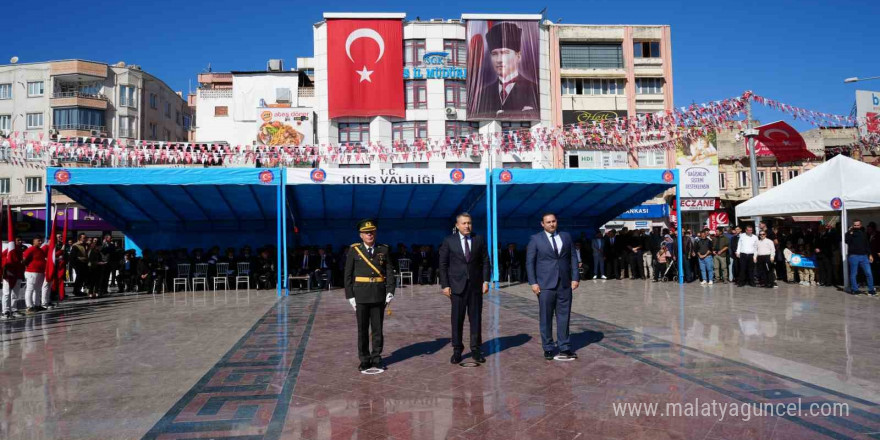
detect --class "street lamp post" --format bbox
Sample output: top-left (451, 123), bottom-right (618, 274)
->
top-left (743, 99), bottom-right (761, 227)
top-left (844, 76), bottom-right (880, 83)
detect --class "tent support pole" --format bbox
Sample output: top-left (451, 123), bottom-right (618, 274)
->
top-left (492, 170), bottom-right (499, 287)
top-left (45, 184), bottom-right (51, 238)
top-left (281, 169), bottom-right (289, 296)
top-left (485, 169), bottom-right (493, 287)
top-left (841, 208), bottom-right (849, 291)
top-left (276, 170), bottom-right (282, 298)
top-left (676, 179), bottom-right (684, 284)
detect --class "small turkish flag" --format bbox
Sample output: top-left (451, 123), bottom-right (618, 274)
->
top-left (327, 19), bottom-right (405, 119)
top-left (754, 121), bottom-right (814, 163)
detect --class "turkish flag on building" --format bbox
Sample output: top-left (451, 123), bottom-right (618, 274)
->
top-left (327, 19), bottom-right (405, 119)
top-left (753, 121), bottom-right (815, 163)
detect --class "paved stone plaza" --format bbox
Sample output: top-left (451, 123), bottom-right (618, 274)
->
top-left (0, 281), bottom-right (878, 439)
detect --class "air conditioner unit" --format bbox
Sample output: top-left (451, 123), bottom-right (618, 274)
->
top-left (48, 128), bottom-right (59, 136)
top-left (445, 107), bottom-right (458, 118)
top-left (90, 129), bottom-right (100, 137)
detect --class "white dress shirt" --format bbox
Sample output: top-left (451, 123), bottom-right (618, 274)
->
top-left (756, 238), bottom-right (776, 256)
top-left (737, 233), bottom-right (758, 255)
top-left (544, 231), bottom-right (562, 255)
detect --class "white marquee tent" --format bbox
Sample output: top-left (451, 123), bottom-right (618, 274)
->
top-left (736, 154), bottom-right (880, 289)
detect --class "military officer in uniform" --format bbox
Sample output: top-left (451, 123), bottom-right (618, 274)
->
top-left (344, 219), bottom-right (396, 372)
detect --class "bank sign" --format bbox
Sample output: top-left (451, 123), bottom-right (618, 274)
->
top-left (617, 204), bottom-right (669, 219)
top-left (403, 52), bottom-right (467, 80)
top-left (855, 90), bottom-right (880, 135)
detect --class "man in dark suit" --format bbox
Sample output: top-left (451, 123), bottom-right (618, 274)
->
top-left (604, 230), bottom-right (620, 279)
top-left (526, 212), bottom-right (580, 360)
top-left (344, 219), bottom-right (396, 372)
top-left (473, 22), bottom-right (539, 120)
top-left (314, 248), bottom-right (335, 289)
top-left (415, 245), bottom-right (436, 285)
top-left (499, 243), bottom-right (523, 282)
top-left (439, 213), bottom-right (491, 365)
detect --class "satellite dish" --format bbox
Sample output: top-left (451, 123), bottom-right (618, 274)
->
top-left (10, 56), bottom-right (19, 64)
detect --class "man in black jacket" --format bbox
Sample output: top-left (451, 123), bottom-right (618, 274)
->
top-left (439, 213), bottom-right (491, 365)
top-left (845, 219), bottom-right (875, 295)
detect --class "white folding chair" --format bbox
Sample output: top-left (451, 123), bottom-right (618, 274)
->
top-left (236, 262), bottom-right (251, 291)
top-left (192, 263), bottom-right (209, 291)
top-left (397, 258), bottom-right (413, 287)
top-left (173, 264), bottom-right (191, 292)
top-left (213, 262), bottom-right (229, 293)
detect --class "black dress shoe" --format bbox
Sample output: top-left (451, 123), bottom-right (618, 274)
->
top-left (543, 351), bottom-right (554, 360)
top-left (471, 350), bottom-right (486, 363)
top-left (450, 352), bottom-right (463, 364)
top-left (372, 359), bottom-right (386, 370)
top-left (560, 350), bottom-right (578, 359)
top-left (358, 361), bottom-right (371, 371)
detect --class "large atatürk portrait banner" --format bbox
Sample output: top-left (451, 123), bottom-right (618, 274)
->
top-left (466, 20), bottom-right (540, 121)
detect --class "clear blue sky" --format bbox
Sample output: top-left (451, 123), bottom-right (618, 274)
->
top-left (5, 0), bottom-right (879, 128)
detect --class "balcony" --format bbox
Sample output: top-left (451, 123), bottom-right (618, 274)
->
top-left (198, 89), bottom-right (233, 100)
top-left (53, 124), bottom-right (107, 138)
top-left (50, 60), bottom-right (108, 79)
top-left (50, 91), bottom-right (109, 109)
top-left (298, 87), bottom-right (315, 98)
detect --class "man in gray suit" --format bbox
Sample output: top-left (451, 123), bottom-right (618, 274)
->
top-left (526, 213), bottom-right (580, 360)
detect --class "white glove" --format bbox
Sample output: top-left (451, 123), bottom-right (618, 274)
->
top-left (385, 293), bottom-right (394, 304)
top-left (348, 298), bottom-right (356, 310)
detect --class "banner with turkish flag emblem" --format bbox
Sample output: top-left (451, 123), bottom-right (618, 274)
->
top-left (327, 19), bottom-right (405, 119)
top-left (752, 121), bottom-right (815, 163)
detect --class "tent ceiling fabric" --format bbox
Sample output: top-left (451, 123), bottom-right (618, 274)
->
top-left (47, 167), bottom-right (279, 251)
top-left (735, 155), bottom-right (880, 218)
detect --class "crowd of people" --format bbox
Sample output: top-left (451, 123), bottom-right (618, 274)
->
top-left (3, 218), bottom-right (877, 320)
top-left (499, 220), bottom-right (879, 295)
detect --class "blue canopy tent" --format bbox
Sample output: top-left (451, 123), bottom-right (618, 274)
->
top-left (282, 167), bottom-right (490, 294)
top-left (489, 168), bottom-right (684, 284)
top-left (46, 167), bottom-right (285, 295)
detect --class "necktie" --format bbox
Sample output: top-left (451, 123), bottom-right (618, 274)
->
top-left (368, 248), bottom-right (374, 257)
top-left (464, 236), bottom-right (471, 262)
top-left (321, 256), bottom-right (326, 268)
top-left (500, 80), bottom-right (513, 102)
top-left (551, 233), bottom-right (559, 255)
top-left (303, 255), bottom-right (307, 269)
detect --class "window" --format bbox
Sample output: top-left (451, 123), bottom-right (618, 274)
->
top-left (183, 114), bottom-right (192, 131)
top-left (0, 178), bottom-right (8, 194)
top-left (175, 110), bottom-right (181, 125)
top-left (405, 80), bottom-right (427, 109)
top-left (339, 163), bottom-right (370, 169)
top-left (737, 171), bottom-right (748, 188)
top-left (338, 122), bottom-right (370, 144)
top-left (445, 121), bottom-right (479, 139)
top-left (26, 112), bottom-right (43, 129)
top-left (501, 121), bottom-right (531, 134)
top-left (149, 93), bottom-right (158, 109)
top-left (758, 171), bottom-right (766, 187)
top-left (771, 171), bottom-right (783, 187)
top-left (637, 149), bottom-right (667, 168)
top-left (404, 39), bottom-right (426, 66)
top-left (719, 173), bottom-right (727, 190)
top-left (633, 41), bottom-right (661, 58)
top-left (392, 121), bottom-right (428, 142)
top-left (560, 44), bottom-right (623, 69)
top-left (149, 122), bottom-right (157, 139)
top-left (52, 108), bottom-right (105, 130)
top-left (445, 81), bottom-right (467, 109)
top-left (0, 83), bottom-right (11, 99)
top-left (561, 78), bottom-right (625, 95)
top-left (119, 85), bottom-right (137, 108)
top-left (27, 81), bottom-right (44, 97)
top-left (392, 162), bottom-right (428, 169)
top-left (635, 78), bottom-right (664, 94)
top-left (446, 161), bottom-right (481, 169)
top-left (119, 116), bottom-right (136, 138)
top-left (214, 106), bottom-right (228, 116)
top-left (503, 162), bottom-right (532, 169)
top-left (25, 177), bottom-right (42, 194)
top-left (788, 169), bottom-right (799, 180)
top-left (443, 40), bottom-right (467, 67)
top-left (164, 128), bottom-right (170, 141)
top-left (0, 115), bottom-right (10, 131)
top-left (164, 102), bottom-right (171, 118)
